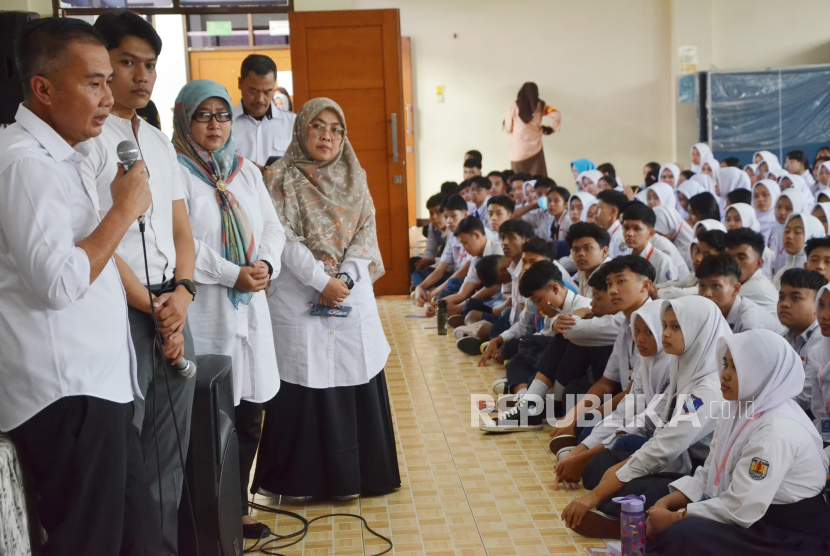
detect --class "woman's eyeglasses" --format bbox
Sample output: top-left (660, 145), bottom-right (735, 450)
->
top-left (192, 111), bottom-right (232, 123)
top-left (308, 122), bottom-right (346, 139)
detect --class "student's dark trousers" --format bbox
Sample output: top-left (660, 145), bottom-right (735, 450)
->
top-left (536, 335), bottom-right (614, 390)
top-left (8, 396), bottom-right (163, 556)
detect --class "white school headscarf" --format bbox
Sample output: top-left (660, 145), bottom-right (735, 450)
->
top-left (694, 219), bottom-right (727, 234)
top-left (649, 182), bottom-right (678, 210)
top-left (813, 203), bottom-right (830, 233)
top-left (631, 301), bottom-right (672, 401)
top-left (568, 191), bottom-right (597, 222)
top-left (691, 143), bottom-right (712, 174)
top-left (744, 163), bottom-right (759, 177)
top-left (523, 180), bottom-right (537, 201)
top-left (754, 150), bottom-right (783, 175)
top-left (718, 167), bottom-right (752, 203)
top-left (659, 297), bottom-right (731, 420)
top-left (659, 163), bottom-right (681, 188)
top-left (817, 161), bottom-right (830, 190)
top-left (689, 173), bottom-right (717, 196)
top-left (725, 203), bottom-right (761, 233)
top-left (781, 172), bottom-right (814, 208)
top-left (654, 205), bottom-right (693, 257)
top-left (779, 189), bottom-right (809, 218)
top-left (708, 330), bottom-right (827, 497)
top-left (782, 212), bottom-right (825, 271)
top-left (752, 179), bottom-right (780, 241)
top-left (634, 188), bottom-right (650, 205)
top-left (817, 190), bottom-right (830, 204)
top-left (577, 170), bottom-right (603, 193)
top-left (701, 155), bottom-right (720, 184)
top-left (677, 180), bottom-right (707, 203)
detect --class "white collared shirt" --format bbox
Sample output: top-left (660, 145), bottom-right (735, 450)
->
top-left (785, 320), bottom-right (821, 411)
top-left (725, 295), bottom-right (786, 335)
top-left (607, 221), bottom-right (630, 258)
top-left (81, 113), bottom-right (184, 284)
top-left (232, 102), bottom-right (296, 166)
top-left (464, 238), bottom-right (503, 284)
top-left (741, 268), bottom-right (779, 316)
top-left (0, 105), bottom-right (138, 431)
top-left (638, 241), bottom-right (678, 285)
top-left (577, 257), bottom-right (612, 298)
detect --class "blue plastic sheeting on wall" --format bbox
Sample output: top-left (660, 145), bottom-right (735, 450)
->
top-left (708, 66), bottom-right (830, 157)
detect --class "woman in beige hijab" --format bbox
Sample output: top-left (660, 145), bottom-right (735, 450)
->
top-left (252, 98), bottom-right (400, 500)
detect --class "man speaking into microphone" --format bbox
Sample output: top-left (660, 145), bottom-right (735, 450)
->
top-left (0, 18), bottom-right (161, 555)
top-left (80, 11), bottom-right (197, 555)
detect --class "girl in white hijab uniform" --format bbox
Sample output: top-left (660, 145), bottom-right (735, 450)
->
top-left (647, 182), bottom-right (679, 211)
top-left (700, 156), bottom-right (719, 183)
top-left (773, 212), bottom-right (826, 287)
top-left (676, 179), bottom-right (707, 220)
top-left (659, 163), bottom-right (681, 189)
top-left (752, 179), bottom-right (780, 245)
top-left (723, 203), bottom-right (776, 278)
top-left (560, 297), bottom-right (730, 538)
top-left (780, 172), bottom-right (814, 208)
top-left (754, 150), bottom-right (783, 177)
top-left (654, 205), bottom-right (694, 270)
top-left (646, 330), bottom-right (830, 556)
top-left (693, 219), bottom-right (726, 234)
top-left (690, 143), bottom-right (712, 174)
top-left (568, 191), bottom-right (597, 223)
top-left (812, 202), bottom-right (830, 234)
top-left (717, 167), bottom-right (751, 209)
top-left (772, 189), bottom-right (809, 271)
top-left (577, 170), bottom-right (603, 196)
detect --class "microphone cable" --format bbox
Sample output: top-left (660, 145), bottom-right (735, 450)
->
top-left (138, 217), bottom-right (200, 556)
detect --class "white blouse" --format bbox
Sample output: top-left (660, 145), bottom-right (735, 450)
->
top-left (181, 159), bottom-right (285, 405)
top-left (269, 234), bottom-right (391, 389)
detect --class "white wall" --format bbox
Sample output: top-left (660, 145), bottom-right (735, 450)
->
top-left (153, 14), bottom-right (188, 138)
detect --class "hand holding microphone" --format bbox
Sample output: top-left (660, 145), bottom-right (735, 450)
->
top-left (110, 140), bottom-right (151, 224)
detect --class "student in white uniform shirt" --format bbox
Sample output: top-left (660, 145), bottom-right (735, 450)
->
top-left (723, 228), bottom-right (779, 315)
top-left (232, 54), bottom-right (296, 169)
top-left (0, 18), bottom-right (161, 554)
top-left (773, 212), bottom-right (826, 287)
top-left (621, 202), bottom-right (678, 285)
top-left (468, 175), bottom-right (491, 228)
top-left (653, 204), bottom-right (694, 270)
top-left (657, 229), bottom-right (726, 300)
top-left (777, 268), bottom-right (827, 411)
top-left (595, 190), bottom-right (631, 258)
top-left (254, 98), bottom-right (400, 499)
top-left (805, 236), bottom-right (830, 282)
top-left (171, 80), bottom-right (285, 539)
top-left (809, 285), bottom-right (830, 450)
top-left (86, 13), bottom-right (196, 553)
top-left (562, 296), bottom-right (729, 539)
top-left (415, 194), bottom-right (469, 305)
top-left (695, 254), bottom-right (785, 334)
top-left (646, 330), bottom-right (830, 556)
top-left (568, 222), bottom-right (612, 298)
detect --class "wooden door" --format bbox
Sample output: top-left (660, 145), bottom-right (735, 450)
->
top-left (289, 9), bottom-right (409, 296)
top-left (188, 48), bottom-right (292, 106)
top-left (402, 37), bottom-right (417, 227)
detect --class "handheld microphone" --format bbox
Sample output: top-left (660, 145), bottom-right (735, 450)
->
top-left (116, 140), bottom-right (147, 230)
top-left (172, 358), bottom-right (197, 379)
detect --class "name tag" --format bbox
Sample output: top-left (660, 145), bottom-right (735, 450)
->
top-left (821, 419), bottom-right (830, 443)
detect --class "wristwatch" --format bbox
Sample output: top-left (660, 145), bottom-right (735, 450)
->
top-left (174, 279), bottom-right (197, 301)
top-left (336, 272), bottom-right (354, 290)
top-left (261, 260), bottom-right (274, 277)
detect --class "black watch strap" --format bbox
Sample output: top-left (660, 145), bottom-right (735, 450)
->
top-left (261, 260), bottom-right (274, 277)
top-left (336, 272), bottom-right (354, 290)
top-left (174, 279), bottom-right (197, 300)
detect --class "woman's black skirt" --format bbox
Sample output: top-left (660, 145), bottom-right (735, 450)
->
top-left (251, 370), bottom-right (401, 499)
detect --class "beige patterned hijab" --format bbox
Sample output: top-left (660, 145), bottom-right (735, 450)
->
top-left (265, 98), bottom-right (385, 282)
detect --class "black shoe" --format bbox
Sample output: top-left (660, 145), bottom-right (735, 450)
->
top-left (479, 397), bottom-right (544, 433)
top-left (456, 336), bottom-right (484, 355)
top-left (243, 522), bottom-right (272, 540)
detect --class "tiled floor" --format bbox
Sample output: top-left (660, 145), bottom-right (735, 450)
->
top-left (245, 296), bottom-right (610, 555)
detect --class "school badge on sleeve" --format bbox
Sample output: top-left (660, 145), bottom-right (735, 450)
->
top-left (749, 457), bottom-right (769, 480)
top-left (682, 394), bottom-right (703, 414)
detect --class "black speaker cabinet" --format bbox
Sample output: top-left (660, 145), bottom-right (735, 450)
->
top-left (179, 354), bottom-right (243, 556)
top-left (0, 12), bottom-right (38, 125)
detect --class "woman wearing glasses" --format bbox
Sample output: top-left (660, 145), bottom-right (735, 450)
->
top-left (172, 80), bottom-right (285, 539)
top-left (252, 98), bottom-right (400, 501)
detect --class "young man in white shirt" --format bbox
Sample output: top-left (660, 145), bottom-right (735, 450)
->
top-left (88, 12), bottom-right (197, 553)
top-left (695, 253), bottom-right (784, 334)
top-left (569, 222), bottom-right (612, 298)
top-left (777, 268), bottom-right (827, 410)
top-left (468, 175), bottom-right (491, 228)
top-left (805, 237), bottom-right (830, 282)
top-left (411, 193), bottom-right (448, 288)
top-left (232, 54), bottom-right (296, 170)
top-left (417, 194), bottom-right (468, 307)
top-left (595, 190), bottom-right (631, 258)
top-left (723, 228), bottom-right (779, 315)
top-left (622, 202), bottom-right (677, 285)
top-left (0, 18), bottom-right (160, 553)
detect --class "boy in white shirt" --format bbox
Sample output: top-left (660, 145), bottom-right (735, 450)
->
top-left (723, 228), bottom-right (779, 315)
top-left (595, 190), bottom-right (631, 258)
top-left (569, 222), bottom-right (612, 298)
top-left (805, 237), bottom-right (830, 282)
top-left (622, 202), bottom-right (677, 285)
top-left (415, 194), bottom-right (468, 305)
top-left (468, 176), bottom-right (491, 228)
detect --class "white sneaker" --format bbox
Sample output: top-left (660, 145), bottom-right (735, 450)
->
top-left (491, 376), bottom-right (508, 395)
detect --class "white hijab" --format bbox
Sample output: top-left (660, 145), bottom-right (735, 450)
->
top-left (694, 219), bottom-right (727, 234)
top-left (701, 155), bottom-right (720, 185)
top-left (659, 163), bottom-right (682, 189)
top-left (631, 301), bottom-right (672, 401)
top-left (779, 189), bottom-right (810, 219)
top-left (752, 179), bottom-right (780, 241)
top-left (569, 191), bottom-right (597, 222)
top-left (817, 190), bottom-right (830, 204)
top-left (649, 182), bottom-right (678, 210)
top-left (725, 203), bottom-right (761, 233)
top-left (634, 188), bottom-right (650, 205)
top-left (659, 296), bottom-right (732, 421)
top-left (782, 212), bottom-right (825, 271)
top-left (691, 143), bottom-right (712, 174)
top-left (817, 161), bottom-right (830, 191)
top-left (718, 167), bottom-right (752, 204)
top-left (708, 330), bottom-right (827, 497)
top-left (689, 173), bottom-right (717, 196)
top-left (577, 170), bottom-right (603, 193)
top-left (677, 179), bottom-right (707, 203)
top-left (781, 173), bottom-right (814, 210)
top-left (813, 202), bottom-right (830, 233)
top-left (523, 180), bottom-right (537, 201)
top-left (754, 150), bottom-right (783, 175)
top-left (654, 205), bottom-right (693, 259)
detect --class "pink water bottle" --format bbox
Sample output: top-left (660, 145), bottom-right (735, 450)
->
top-left (612, 495), bottom-right (647, 555)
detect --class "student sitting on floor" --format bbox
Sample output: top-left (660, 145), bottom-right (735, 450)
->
top-left (479, 260), bottom-right (591, 433)
top-left (805, 236), bottom-right (830, 282)
top-left (646, 330), bottom-right (830, 556)
top-left (454, 219), bottom-right (535, 354)
top-left (773, 212), bottom-right (826, 287)
top-left (414, 194), bottom-right (469, 305)
top-left (508, 172), bottom-right (531, 207)
top-left (553, 301), bottom-right (671, 490)
top-left (548, 256), bottom-right (654, 445)
top-left (561, 296), bottom-right (730, 539)
top-left (569, 222), bottom-right (612, 298)
top-left (487, 170), bottom-right (508, 197)
top-left (722, 203), bottom-right (777, 279)
top-left (723, 228), bottom-right (779, 315)
top-left (622, 202), bottom-right (678, 285)
top-left (411, 193), bottom-right (448, 288)
top-left (596, 190), bottom-right (631, 258)
top-left (808, 284), bottom-right (830, 457)
top-left (468, 176), bottom-right (491, 228)
top-left (653, 205), bottom-right (694, 270)
top-left (425, 216), bottom-right (502, 317)
top-left (486, 194), bottom-right (514, 233)
top-left (778, 268), bottom-right (827, 412)
top-left (657, 229), bottom-right (726, 300)
top-left (695, 253), bottom-right (785, 334)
